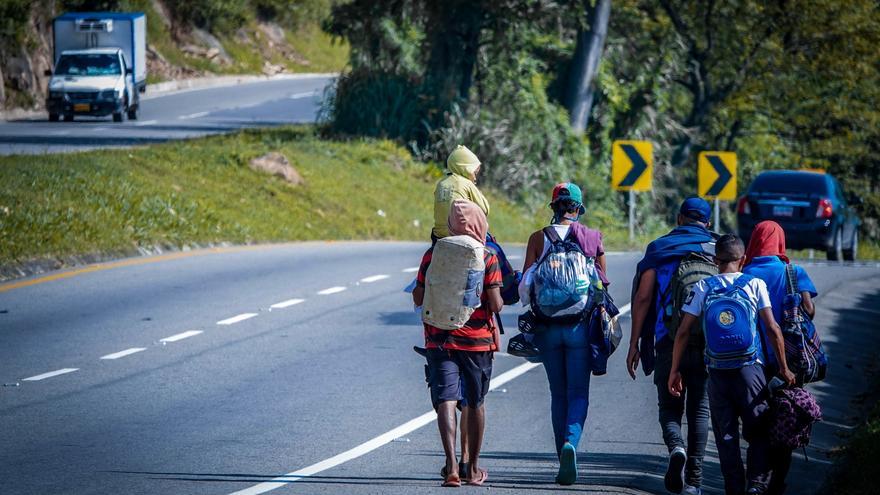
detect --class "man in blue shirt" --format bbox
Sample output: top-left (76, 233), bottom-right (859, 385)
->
top-left (628, 198), bottom-right (718, 495)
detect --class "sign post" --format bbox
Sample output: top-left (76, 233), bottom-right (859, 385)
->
top-left (698, 151), bottom-right (737, 230)
top-left (612, 140), bottom-right (653, 242)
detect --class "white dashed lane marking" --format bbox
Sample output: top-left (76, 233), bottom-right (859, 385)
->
top-left (402, 267), bottom-right (419, 273)
top-left (360, 274), bottom-right (389, 283)
top-left (270, 298), bottom-right (305, 309)
top-left (100, 348), bottom-right (147, 360)
top-left (160, 330), bottom-right (202, 343)
top-left (22, 368), bottom-right (79, 382)
top-left (317, 286), bottom-right (346, 295)
top-left (217, 313), bottom-right (259, 325)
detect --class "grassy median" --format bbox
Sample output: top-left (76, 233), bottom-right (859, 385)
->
top-left (0, 127), bottom-right (554, 267)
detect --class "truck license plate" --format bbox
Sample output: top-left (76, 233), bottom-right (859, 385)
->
top-left (73, 103), bottom-right (90, 112)
top-left (772, 206), bottom-right (794, 217)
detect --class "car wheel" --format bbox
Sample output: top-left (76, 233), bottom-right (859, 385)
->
top-left (112, 111), bottom-right (124, 122)
top-left (826, 228), bottom-right (843, 261)
top-left (843, 230), bottom-right (858, 261)
top-left (49, 113), bottom-right (59, 122)
top-left (63, 114), bottom-right (74, 122)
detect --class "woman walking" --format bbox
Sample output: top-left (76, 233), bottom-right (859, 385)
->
top-left (742, 220), bottom-right (817, 495)
top-left (520, 182), bottom-right (608, 485)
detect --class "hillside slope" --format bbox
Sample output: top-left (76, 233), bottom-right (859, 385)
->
top-left (0, 127), bottom-right (548, 278)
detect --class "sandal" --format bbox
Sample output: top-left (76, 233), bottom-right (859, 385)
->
top-left (442, 473), bottom-right (461, 488)
top-left (441, 462), bottom-right (470, 481)
top-left (467, 468), bottom-right (488, 486)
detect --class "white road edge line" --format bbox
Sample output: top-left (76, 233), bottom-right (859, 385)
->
top-left (22, 368), bottom-right (79, 381)
top-left (229, 304), bottom-right (632, 495)
top-left (133, 119), bottom-right (158, 126)
top-left (402, 267), bottom-right (419, 273)
top-left (270, 298), bottom-right (306, 309)
top-left (289, 91), bottom-right (317, 99)
top-left (100, 347), bottom-right (147, 360)
top-left (317, 286), bottom-right (346, 295)
top-left (217, 313), bottom-right (259, 325)
top-left (179, 111), bottom-right (209, 120)
top-left (160, 330), bottom-right (203, 343)
top-left (360, 274), bottom-right (390, 283)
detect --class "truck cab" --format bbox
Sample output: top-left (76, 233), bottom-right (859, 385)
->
top-left (46, 48), bottom-right (135, 122)
top-left (45, 13), bottom-right (147, 123)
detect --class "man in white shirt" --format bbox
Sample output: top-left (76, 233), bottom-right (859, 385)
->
top-left (668, 234), bottom-right (795, 495)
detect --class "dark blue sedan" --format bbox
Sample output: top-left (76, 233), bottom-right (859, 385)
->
top-left (737, 170), bottom-right (861, 261)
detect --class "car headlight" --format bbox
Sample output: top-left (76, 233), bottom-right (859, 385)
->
top-left (49, 91), bottom-right (64, 99)
top-left (99, 89), bottom-right (119, 100)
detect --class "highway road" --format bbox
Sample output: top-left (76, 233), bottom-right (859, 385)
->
top-left (0, 75), bottom-right (333, 155)
top-left (1, 242), bottom-right (878, 494)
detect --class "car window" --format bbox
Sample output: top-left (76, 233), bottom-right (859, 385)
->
top-left (750, 173), bottom-right (828, 195)
top-left (55, 54), bottom-right (121, 76)
top-left (832, 178), bottom-right (847, 206)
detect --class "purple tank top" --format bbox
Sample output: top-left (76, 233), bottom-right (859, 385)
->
top-left (544, 222), bottom-right (609, 285)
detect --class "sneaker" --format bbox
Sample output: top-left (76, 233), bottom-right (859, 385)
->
top-left (683, 485), bottom-right (702, 495)
top-left (664, 446), bottom-right (686, 493)
top-left (556, 442), bottom-right (578, 485)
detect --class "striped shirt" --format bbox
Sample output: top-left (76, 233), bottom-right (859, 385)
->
top-left (417, 247), bottom-right (503, 351)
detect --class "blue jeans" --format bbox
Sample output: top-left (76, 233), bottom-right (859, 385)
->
top-left (536, 321), bottom-right (592, 456)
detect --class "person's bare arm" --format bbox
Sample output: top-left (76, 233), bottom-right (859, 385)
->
top-left (412, 286), bottom-right (424, 306)
top-left (522, 231), bottom-right (543, 272)
top-left (596, 254), bottom-right (607, 278)
top-left (626, 268), bottom-right (656, 379)
top-left (759, 307), bottom-right (796, 385)
top-left (801, 291), bottom-right (815, 319)
top-left (486, 287), bottom-right (503, 314)
top-left (668, 313), bottom-right (697, 397)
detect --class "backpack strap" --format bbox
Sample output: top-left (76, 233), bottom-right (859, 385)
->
top-left (704, 275), bottom-right (724, 294)
top-left (542, 226), bottom-right (564, 244)
top-left (785, 263), bottom-right (799, 295)
top-left (731, 274), bottom-right (754, 292)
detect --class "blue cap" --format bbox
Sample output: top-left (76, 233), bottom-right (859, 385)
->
top-left (680, 197), bottom-right (711, 223)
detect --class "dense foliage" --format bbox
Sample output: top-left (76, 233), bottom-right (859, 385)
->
top-left (325, 0), bottom-right (880, 238)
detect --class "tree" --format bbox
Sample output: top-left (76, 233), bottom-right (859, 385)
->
top-left (565, 0), bottom-right (611, 133)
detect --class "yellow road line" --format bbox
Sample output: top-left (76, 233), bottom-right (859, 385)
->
top-left (0, 244), bottom-right (285, 294)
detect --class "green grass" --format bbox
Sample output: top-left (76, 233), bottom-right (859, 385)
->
top-left (820, 370), bottom-right (880, 495)
top-left (0, 127), bottom-right (543, 266)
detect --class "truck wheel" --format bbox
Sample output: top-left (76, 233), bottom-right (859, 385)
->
top-left (49, 113), bottom-right (59, 122)
top-left (112, 111), bottom-right (124, 122)
top-left (843, 230), bottom-right (858, 261)
top-left (826, 228), bottom-right (843, 261)
top-left (63, 114), bottom-right (74, 122)
top-left (127, 106), bottom-right (138, 120)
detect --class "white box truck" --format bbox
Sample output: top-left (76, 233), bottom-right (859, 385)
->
top-left (45, 12), bottom-right (147, 122)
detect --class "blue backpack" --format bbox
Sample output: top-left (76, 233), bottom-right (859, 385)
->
top-left (781, 264), bottom-right (828, 384)
top-left (485, 233), bottom-right (522, 306)
top-left (702, 275), bottom-right (760, 369)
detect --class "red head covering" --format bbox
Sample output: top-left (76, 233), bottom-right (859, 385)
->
top-left (448, 199), bottom-right (488, 245)
top-left (744, 220), bottom-right (790, 266)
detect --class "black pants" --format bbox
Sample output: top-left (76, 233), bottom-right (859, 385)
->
top-left (708, 365), bottom-right (772, 495)
top-left (654, 343), bottom-right (709, 487)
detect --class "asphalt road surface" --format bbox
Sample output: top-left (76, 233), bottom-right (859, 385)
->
top-left (1, 243), bottom-right (878, 494)
top-left (0, 75), bottom-right (332, 155)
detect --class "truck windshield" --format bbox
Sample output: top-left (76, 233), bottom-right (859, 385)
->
top-left (55, 54), bottom-right (121, 76)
